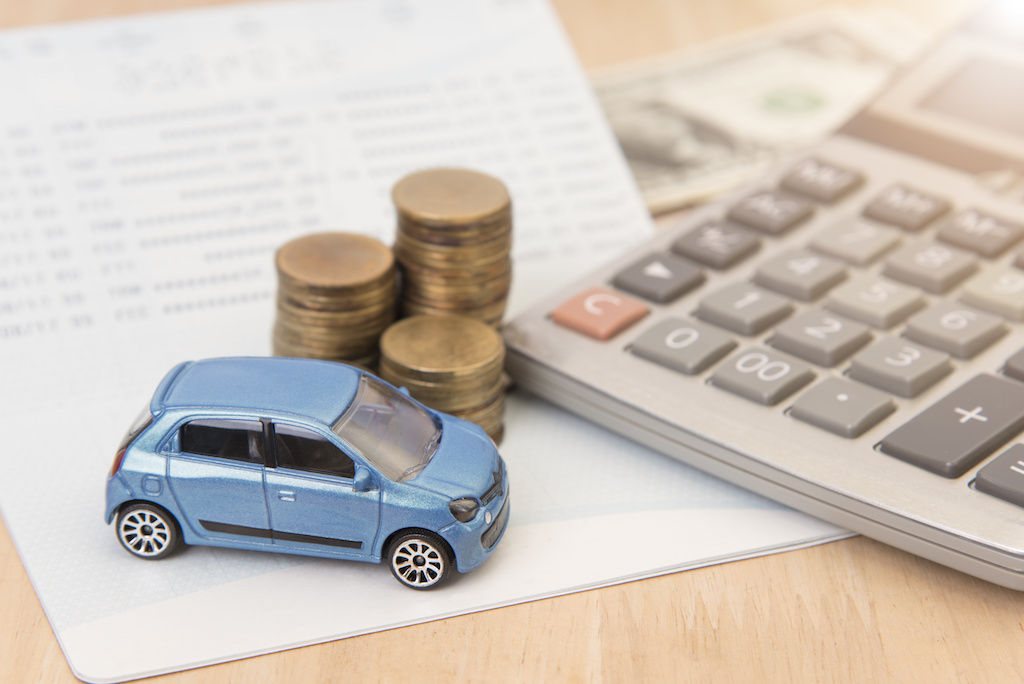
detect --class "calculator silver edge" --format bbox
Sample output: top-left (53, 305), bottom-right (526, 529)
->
top-left (503, 134), bottom-right (1024, 590)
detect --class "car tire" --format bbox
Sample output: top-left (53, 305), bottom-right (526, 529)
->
top-left (116, 503), bottom-right (182, 560)
top-left (387, 532), bottom-right (452, 590)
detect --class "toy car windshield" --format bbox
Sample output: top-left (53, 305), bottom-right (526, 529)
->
top-left (332, 374), bottom-right (441, 482)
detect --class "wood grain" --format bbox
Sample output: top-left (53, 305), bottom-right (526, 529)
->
top-left (4, 1), bottom-right (1023, 682)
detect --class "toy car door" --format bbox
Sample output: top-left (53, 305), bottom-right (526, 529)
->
top-left (264, 421), bottom-right (381, 558)
top-left (166, 418), bottom-right (273, 543)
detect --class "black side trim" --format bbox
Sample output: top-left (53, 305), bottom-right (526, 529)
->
top-left (200, 520), bottom-right (272, 538)
top-left (198, 519), bottom-right (362, 549)
top-left (274, 530), bottom-right (362, 549)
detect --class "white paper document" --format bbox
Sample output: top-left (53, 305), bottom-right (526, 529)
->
top-left (0, 1), bottom-right (845, 681)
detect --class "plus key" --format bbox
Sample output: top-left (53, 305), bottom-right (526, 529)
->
top-left (880, 374), bottom-right (1024, 477)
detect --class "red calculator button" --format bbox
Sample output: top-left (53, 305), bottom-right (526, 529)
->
top-left (551, 286), bottom-right (649, 340)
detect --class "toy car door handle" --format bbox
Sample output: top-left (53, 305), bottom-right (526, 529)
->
top-left (277, 490), bottom-right (296, 502)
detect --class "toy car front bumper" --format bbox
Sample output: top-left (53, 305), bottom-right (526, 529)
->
top-left (442, 484), bottom-right (510, 574)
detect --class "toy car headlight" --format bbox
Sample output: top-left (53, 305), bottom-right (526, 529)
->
top-left (449, 498), bottom-right (480, 523)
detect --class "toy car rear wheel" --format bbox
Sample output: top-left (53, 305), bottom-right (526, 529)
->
top-left (116, 503), bottom-right (181, 560)
top-left (387, 532), bottom-right (451, 590)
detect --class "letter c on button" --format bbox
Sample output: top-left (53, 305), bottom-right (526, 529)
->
top-left (583, 293), bottom-right (621, 316)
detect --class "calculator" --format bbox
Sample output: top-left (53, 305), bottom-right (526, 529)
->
top-left (503, 5), bottom-right (1024, 589)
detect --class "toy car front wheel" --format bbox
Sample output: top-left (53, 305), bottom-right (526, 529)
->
top-left (116, 503), bottom-right (181, 560)
top-left (388, 532), bottom-right (451, 590)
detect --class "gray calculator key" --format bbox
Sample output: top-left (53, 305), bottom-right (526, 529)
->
top-left (769, 309), bottom-right (871, 366)
top-left (612, 252), bottom-right (704, 304)
top-left (671, 221), bottom-right (760, 269)
top-left (695, 283), bottom-right (794, 335)
top-left (959, 267), bottom-right (1024, 321)
top-left (753, 249), bottom-right (846, 301)
top-left (780, 158), bottom-right (864, 203)
top-left (790, 378), bottom-right (895, 438)
top-left (882, 242), bottom-right (977, 294)
top-left (1005, 347), bottom-right (1024, 382)
top-left (863, 184), bottom-right (951, 231)
top-left (630, 318), bottom-right (737, 375)
top-left (809, 218), bottom-right (900, 266)
top-left (975, 445), bottom-right (1024, 508)
top-left (880, 374), bottom-right (1024, 477)
top-left (937, 209), bottom-right (1024, 257)
top-left (710, 347), bottom-right (814, 405)
top-left (825, 276), bottom-right (925, 329)
top-left (848, 337), bottom-right (952, 398)
top-left (903, 302), bottom-right (1007, 359)
top-left (726, 191), bottom-right (814, 235)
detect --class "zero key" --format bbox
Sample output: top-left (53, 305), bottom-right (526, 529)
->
top-left (551, 286), bottom-right (649, 340)
top-left (879, 374), bottom-right (1024, 477)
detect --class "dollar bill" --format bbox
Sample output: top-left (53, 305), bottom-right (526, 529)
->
top-left (594, 9), bottom-right (930, 214)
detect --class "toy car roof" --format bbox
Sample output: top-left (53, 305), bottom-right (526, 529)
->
top-left (155, 356), bottom-right (363, 425)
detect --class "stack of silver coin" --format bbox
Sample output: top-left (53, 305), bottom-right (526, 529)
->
top-left (273, 232), bottom-right (396, 370)
top-left (379, 315), bottom-right (506, 443)
top-left (392, 168), bottom-right (512, 328)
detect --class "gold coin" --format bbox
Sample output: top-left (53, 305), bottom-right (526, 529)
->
top-left (394, 234), bottom-right (511, 269)
top-left (397, 214), bottom-right (511, 245)
top-left (379, 315), bottom-right (505, 380)
top-left (379, 371), bottom-right (503, 412)
top-left (401, 298), bottom-right (507, 327)
top-left (276, 233), bottom-right (394, 290)
top-left (451, 393), bottom-right (505, 436)
top-left (392, 168), bottom-right (511, 227)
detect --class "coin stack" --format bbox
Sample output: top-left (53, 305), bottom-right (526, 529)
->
top-left (273, 232), bottom-right (397, 370)
top-left (379, 315), bottom-right (506, 443)
top-left (392, 168), bottom-right (512, 328)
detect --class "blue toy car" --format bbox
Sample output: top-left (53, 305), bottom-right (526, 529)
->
top-left (105, 357), bottom-right (509, 589)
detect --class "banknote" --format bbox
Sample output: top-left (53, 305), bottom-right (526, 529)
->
top-left (594, 9), bottom-right (929, 214)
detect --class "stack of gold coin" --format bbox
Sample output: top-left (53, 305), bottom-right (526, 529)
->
top-left (273, 232), bottom-right (396, 369)
top-left (392, 168), bottom-right (512, 328)
top-left (379, 315), bottom-right (506, 442)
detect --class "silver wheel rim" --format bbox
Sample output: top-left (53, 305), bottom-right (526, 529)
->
top-left (392, 538), bottom-right (444, 587)
top-left (119, 509), bottom-right (172, 557)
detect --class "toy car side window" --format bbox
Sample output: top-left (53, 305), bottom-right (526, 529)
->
top-left (272, 423), bottom-right (355, 479)
top-left (179, 419), bottom-right (265, 464)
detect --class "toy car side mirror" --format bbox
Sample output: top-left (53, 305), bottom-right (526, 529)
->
top-left (398, 386), bottom-right (410, 396)
top-left (353, 466), bottom-right (375, 492)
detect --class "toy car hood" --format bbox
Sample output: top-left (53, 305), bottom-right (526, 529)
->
top-left (405, 414), bottom-right (500, 497)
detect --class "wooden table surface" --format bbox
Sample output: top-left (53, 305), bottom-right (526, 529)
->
top-left (4, 0), bottom-right (1023, 682)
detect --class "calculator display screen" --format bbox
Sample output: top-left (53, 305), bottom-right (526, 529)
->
top-left (919, 57), bottom-right (1024, 140)
top-left (842, 2), bottom-right (1024, 176)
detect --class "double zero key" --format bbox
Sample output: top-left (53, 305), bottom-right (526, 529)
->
top-left (880, 374), bottom-right (1024, 477)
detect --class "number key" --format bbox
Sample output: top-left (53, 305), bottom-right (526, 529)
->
top-left (882, 242), bottom-right (977, 294)
top-left (629, 318), bottom-right (737, 375)
top-left (710, 347), bottom-right (815, 405)
top-left (695, 283), bottom-right (794, 335)
top-left (959, 267), bottom-right (1024, 321)
top-left (809, 218), bottom-right (900, 266)
top-left (903, 302), bottom-right (1006, 358)
top-left (847, 336), bottom-right (952, 397)
top-left (825, 275), bottom-right (925, 329)
top-left (754, 249), bottom-right (847, 301)
top-left (769, 309), bottom-right (871, 366)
